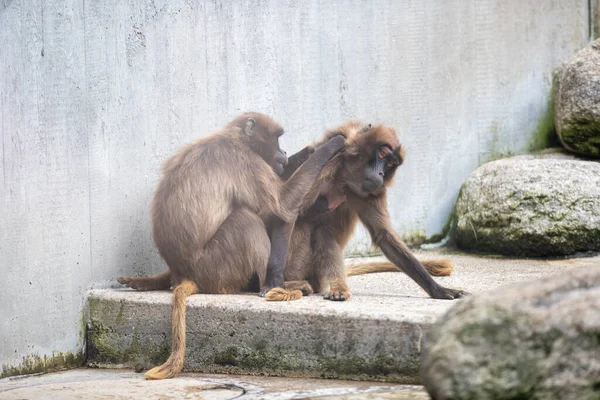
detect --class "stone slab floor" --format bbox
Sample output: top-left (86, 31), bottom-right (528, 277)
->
top-left (0, 369), bottom-right (428, 399)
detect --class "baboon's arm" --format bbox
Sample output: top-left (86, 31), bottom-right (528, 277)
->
top-left (279, 146), bottom-right (315, 180)
top-left (262, 136), bottom-right (344, 292)
top-left (356, 195), bottom-right (467, 300)
top-left (276, 135), bottom-right (344, 221)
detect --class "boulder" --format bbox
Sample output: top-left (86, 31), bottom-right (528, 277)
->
top-left (420, 266), bottom-right (600, 400)
top-left (453, 157), bottom-right (600, 256)
top-left (555, 39), bottom-right (600, 157)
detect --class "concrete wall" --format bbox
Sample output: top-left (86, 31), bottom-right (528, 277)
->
top-left (0, 0), bottom-right (591, 376)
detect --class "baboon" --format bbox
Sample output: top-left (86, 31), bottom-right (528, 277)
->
top-left (122, 123), bottom-right (457, 298)
top-left (266, 120), bottom-right (467, 301)
top-left (118, 112), bottom-right (344, 380)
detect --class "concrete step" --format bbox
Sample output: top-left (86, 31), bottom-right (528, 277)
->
top-left (86, 251), bottom-right (597, 383)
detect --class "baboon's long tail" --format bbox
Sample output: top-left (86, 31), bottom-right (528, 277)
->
top-left (145, 279), bottom-right (198, 380)
top-left (346, 259), bottom-right (454, 277)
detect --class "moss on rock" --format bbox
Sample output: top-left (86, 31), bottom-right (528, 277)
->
top-left (559, 119), bottom-right (600, 157)
top-left (555, 39), bottom-right (600, 158)
top-left (454, 158), bottom-right (600, 256)
top-left (421, 268), bottom-right (600, 399)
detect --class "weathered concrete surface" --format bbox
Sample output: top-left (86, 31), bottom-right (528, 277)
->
top-left (87, 253), bottom-right (599, 382)
top-left (0, 369), bottom-right (428, 400)
top-left (0, 0), bottom-right (591, 377)
top-left (421, 266), bottom-right (600, 400)
top-left (454, 156), bottom-right (600, 256)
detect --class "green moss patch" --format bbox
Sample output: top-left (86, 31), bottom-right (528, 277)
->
top-left (560, 118), bottom-right (600, 157)
top-left (529, 73), bottom-right (559, 152)
top-left (86, 318), bottom-right (170, 367)
top-left (402, 231), bottom-right (426, 248)
top-left (1, 351), bottom-right (84, 378)
top-left (211, 344), bottom-right (418, 383)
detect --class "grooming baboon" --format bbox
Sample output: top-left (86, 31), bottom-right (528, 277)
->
top-left (122, 127), bottom-right (457, 297)
top-left (266, 121), bottom-right (467, 301)
top-left (118, 112), bottom-right (344, 379)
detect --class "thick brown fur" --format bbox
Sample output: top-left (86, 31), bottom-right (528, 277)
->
top-left (264, 280), bottom-right (314, 301)
top-left (121, 120), bottom-right (464, 304)
top-left (263, 287), bottom-right (303, 301)
top-left (145, 280), bottom-right (198, 379)
top-left (119, 112), bottom-right (344, 379)
top-left (346, 259), bottom-right (454, 277)
top-left (277, 121), bottom-right (468, 301)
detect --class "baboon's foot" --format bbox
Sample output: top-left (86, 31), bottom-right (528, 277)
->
top-left (324, 279), bottom-right (352, 301)
top-left (284, 280), bottom-right (314, 296)
top-left (117, 276), bottom-right (152, 291)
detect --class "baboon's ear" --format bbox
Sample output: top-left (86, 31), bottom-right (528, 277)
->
top-left (396, 145), bottom-right (405, 164)
top-left (357, 123), bottom-right (372, 134)
top-left (244, 118), bottom-right (256, 136)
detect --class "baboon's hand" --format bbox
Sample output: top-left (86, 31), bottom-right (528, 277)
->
top-left (430, 286), bottom-right (470, 300)
top-left (320, 135), bottom-right (346, 158)
top-left (288, 146), bottom-right (315, 167)
top-left (279, 146), bottom-right (317, 179)
top-left (308, 135), bottom-right (345, 166)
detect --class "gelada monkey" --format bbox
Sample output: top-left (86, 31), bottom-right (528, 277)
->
top-left (123, 137), bottom-right (455, 299)
top-left (119, 112), bottom-right (344, 379)
top-left (265, 121), bottom-right (468, 301)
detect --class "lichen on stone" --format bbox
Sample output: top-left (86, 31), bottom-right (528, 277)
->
top-left (559, 118), bottom-right (600, 156)
top-left (453, 158), bottom-right (600, 256)
top-left (555, 39), bottom-right (600, 158)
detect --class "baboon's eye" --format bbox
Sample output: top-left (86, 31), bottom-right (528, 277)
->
top-left (378, 147), bottom-right (390, 159)
top-left (386, 159), bottom-right (394, 168)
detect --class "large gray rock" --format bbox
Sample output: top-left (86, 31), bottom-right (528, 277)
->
top-left (454, 157), bottom-right (600, 256)
top-left (421, 266), bottom-right (600, 400)
top-left (555, 39), bottom-right (600, 157)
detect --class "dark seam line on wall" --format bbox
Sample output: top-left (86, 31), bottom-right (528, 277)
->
top-left (590, 0), bottom-right (595, 41)
top-left (203, 0), bottom-right (209, 113)
top-left (2, 96), bottom-right (5, 186)
top-left (82, 0), bottom-right (94, 279)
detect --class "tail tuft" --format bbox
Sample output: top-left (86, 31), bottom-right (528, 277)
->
top-left (145, 358), bottom-right (182, 380)
top-left (421, 259), bottom-right (454, 276)
top-left (346, 258), bottom-right (454, 277)
top-left (264, 287), bottom-right (303, 301)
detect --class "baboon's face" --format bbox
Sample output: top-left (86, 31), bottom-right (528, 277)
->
top-left (241, 113), bottom-right (288, 174)
top-left (342, 125), bottom-right (404, 196)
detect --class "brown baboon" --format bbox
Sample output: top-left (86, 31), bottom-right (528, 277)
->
top-left (119, 112), bottom-right (344, 380)
top-left (122, 129), bottom-right (457, 298)
top-left (266, 121), bottom-right (468, 301)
